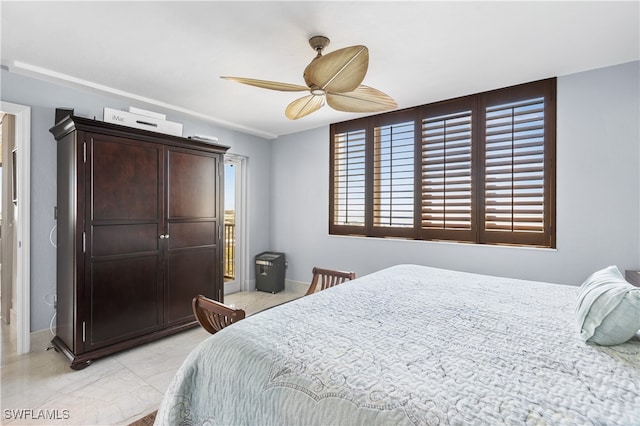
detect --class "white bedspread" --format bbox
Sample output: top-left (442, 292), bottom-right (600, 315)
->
top-left (155, 265), bottom-right (640, 425)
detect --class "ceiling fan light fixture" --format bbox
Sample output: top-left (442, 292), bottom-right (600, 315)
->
top-left (310, 87), bottom-right (325, 96)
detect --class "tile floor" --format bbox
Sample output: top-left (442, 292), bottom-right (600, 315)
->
top-left (0, 285), bottom-right (306, 425)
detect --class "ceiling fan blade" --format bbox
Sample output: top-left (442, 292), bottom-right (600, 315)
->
top-left (326, 85), bottom-right (398, 113)
top-left (304, 45), bottom-right (368, 93)
top-left (285, 94), bottom-right (325, 120)
top-left (221, 76), bottom-right (308, 92)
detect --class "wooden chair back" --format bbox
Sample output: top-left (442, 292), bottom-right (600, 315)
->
top-left (305, 267), bottom-right (356, 296)
top-left (192, 295), bottom-right (246, 334)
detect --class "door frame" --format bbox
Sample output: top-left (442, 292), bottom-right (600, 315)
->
top-left (223, 154), bottom-right (247, 295)
top-left (0, 101), bottom-right (31, 354)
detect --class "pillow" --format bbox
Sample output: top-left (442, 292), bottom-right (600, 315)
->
top-left (575, 265), bottom-right (640, 346)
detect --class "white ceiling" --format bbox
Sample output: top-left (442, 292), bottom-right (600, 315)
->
top-left (1, 1), bottom-right (638, 139)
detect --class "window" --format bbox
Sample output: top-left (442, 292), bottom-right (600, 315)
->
top-left (332, 124), bottom-right (366, 230)
top-left (372, 111), bottom-right (416, 237)
top-left (329, 78), bottom-right (556, 248)
top-left (420, 99), bottom-right (475, 242)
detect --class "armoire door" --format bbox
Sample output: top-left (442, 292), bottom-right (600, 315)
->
top-left (165, 147), bottom-right (220, 325)
top-left (84, 134), bottom-right (164, 351)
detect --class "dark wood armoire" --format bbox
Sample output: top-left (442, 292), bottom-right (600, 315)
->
top-left (49, 115), bottom-right (228, 369)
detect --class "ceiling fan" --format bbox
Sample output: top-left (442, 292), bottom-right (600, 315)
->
top-left (221, 36), bottom-right (397, 120)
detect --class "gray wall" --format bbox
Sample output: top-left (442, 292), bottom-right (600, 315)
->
top-left (270, 61), bottom-right (640, 286)
top-left (1, 60), bottom-right (638, 332)
top-left (1, 70), bottom-right (273, 332)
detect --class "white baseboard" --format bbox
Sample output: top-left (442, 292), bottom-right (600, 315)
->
top-left (10, 307), bottom-right (17, 326)
top-left (285, 279), bottom-right (310, 293)
top-left (30, 328), bottom-right (54, 352)
top-left (243, 279), bottom-right (309, 294)
top-left (245, 279), bottom-right (256, 292)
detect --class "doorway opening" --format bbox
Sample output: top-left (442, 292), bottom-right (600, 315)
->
top-left (0, 113), bottom-right (15, 331)
top-left (0, 101), bottom-right (31, 355)
top-left (223, 154), bottom-right (246, 296)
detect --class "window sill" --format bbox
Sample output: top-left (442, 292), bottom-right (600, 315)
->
top-left (328, 233), bottom-right (558, 252)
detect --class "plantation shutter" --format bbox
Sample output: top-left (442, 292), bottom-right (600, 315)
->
top-left (420, 99), bottom-right (476, 241)
top-left (480, 80), bottom-right (555, 247)
top-left (371, 113), bottom-right (416, 237)
top-left (330, 124), bottom-right (367, 234)
top-left (329, 78), bottom-right (555, 248)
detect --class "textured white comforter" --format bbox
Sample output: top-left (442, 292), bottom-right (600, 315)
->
top-left (155, 265), bottom-right (640, 425)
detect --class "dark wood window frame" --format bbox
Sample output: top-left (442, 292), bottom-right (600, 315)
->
top-left (329, 78), bottom-right (556, 248)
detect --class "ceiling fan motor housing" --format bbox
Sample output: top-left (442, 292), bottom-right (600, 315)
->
top-left (308, 35), bottom-right (330, 54)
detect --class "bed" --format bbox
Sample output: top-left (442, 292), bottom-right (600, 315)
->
top-left (155, 264), bottom-right (640, 425)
